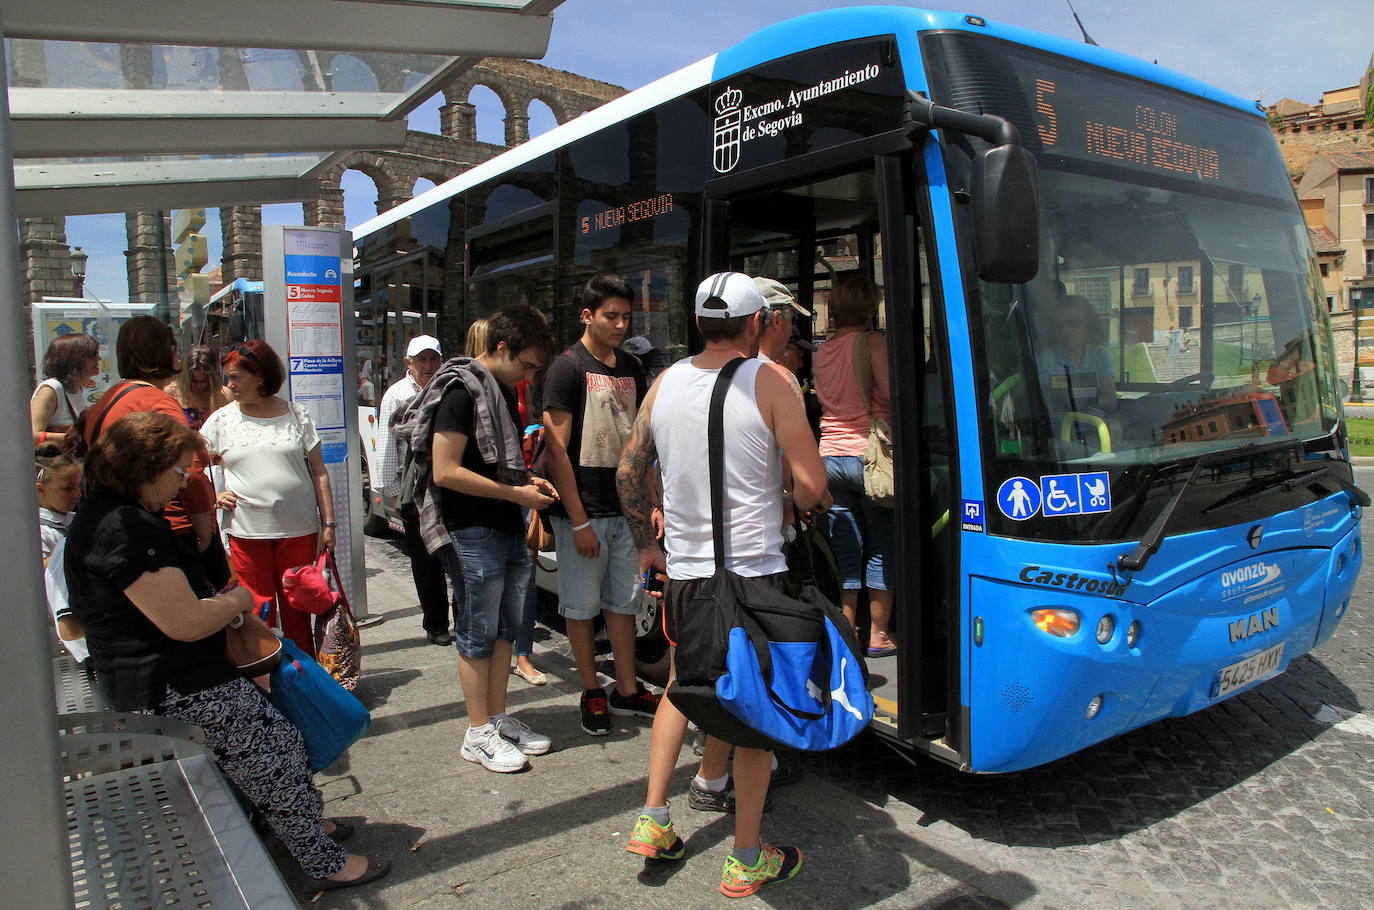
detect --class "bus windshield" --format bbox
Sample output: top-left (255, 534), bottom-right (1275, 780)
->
top-left (925, 33), bottom-right (1344, 541)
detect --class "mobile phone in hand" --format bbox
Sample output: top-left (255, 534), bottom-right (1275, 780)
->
top-left (642, 570), bottom-right (665, 594)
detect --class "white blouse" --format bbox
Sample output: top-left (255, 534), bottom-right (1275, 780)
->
top-left (200, 401), bottom-right (322, 539)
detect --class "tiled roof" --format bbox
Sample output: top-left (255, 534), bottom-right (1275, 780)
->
top-left (1322, 99), bottom-right (1362, 116)
top-left (1272, 98), bottom-right (1313, 117)
top-left (1309, 226), bottom-right (1343, 253)
top-left (1325, 150), bottom-right (1374, 170)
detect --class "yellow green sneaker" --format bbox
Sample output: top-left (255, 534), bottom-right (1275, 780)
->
top-left (719, 843), bottom-right (803, 898)
top-left (625, 814), bottom-right (685, 861)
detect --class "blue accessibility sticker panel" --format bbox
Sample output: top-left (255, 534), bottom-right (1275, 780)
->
top-left (996, 476), bottom-right (1042, 520)
top-left (961, 499), bottom-right (985, 532)
top-left (1040, 471), bottom-right (1111, 517)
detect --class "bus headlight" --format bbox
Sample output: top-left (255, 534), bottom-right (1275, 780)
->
top-left (1126, 621), bottom-right (1142, 648)
top-left (1095, 615), bottom-right (1115, 644)
top-left (1031, 608), bottom-right (1080, 637)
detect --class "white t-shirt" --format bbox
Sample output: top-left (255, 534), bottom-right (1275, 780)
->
top-left (32, 377), bottom-right (88, 430)
top-left (200, 401), bottom-right (322, 539)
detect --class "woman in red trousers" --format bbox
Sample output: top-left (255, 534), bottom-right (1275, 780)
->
top-left (200, 340), bottom-right (337, 654)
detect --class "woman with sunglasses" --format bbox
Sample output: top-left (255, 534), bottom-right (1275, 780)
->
top-left (200, 340), bottom-right (338, 655)
top-left (172, 345), bottom-right (230, 431)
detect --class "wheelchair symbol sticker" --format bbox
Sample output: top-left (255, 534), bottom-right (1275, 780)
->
top-left (1039, 472), bottom-right (1111, 517)
top-left (996, 477), bottom-right (1042, 520)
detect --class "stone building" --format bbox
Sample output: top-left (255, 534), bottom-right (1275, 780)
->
top-left (1267, 54), bottom-right (1372, 180)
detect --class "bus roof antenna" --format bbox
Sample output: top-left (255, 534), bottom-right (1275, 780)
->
top-left (1064, 0), bottom-right (1100, 46)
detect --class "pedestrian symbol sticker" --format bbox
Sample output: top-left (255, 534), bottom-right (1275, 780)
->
top-left (1040, 472), bottom-right (1111, 517)
top-left (996, 476), bottom-right (1042, 520)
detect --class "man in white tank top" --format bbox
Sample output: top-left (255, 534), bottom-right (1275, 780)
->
top-left (616, 271), bottom-right (831, 897)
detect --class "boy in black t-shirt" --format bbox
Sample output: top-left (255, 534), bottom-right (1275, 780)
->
top-left (431, 304), bottom-right (559, 773)
top-left (542, 274), bottom-right (661, 735)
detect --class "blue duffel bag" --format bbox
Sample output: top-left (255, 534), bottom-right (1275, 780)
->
top-left (269, 638), bottom-right (371, 772)
top-left (667, 358), bottom-right (873, 752)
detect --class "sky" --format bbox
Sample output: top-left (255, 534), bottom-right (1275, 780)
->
top-left (65, 0), bottom-right (1372, 302)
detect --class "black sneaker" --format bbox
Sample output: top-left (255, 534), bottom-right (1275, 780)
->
top-left (608, 686), bottom-right (661, 718)
top-left (426, 631), bottom-right (454, 646)
top-left (688, 778), bottom-right (736, 813)
top-left (580, 688), bottom-right (611, 736)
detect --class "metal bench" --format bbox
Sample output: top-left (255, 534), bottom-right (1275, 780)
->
top-left (54, 658), bottom-right (299, 909)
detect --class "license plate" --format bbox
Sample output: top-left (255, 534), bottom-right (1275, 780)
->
top-left (1210, 642), bottom-right (1285, 699)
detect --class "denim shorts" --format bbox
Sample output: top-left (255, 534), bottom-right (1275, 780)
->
top-left (821, 454), bottom-right (893, 591)
top-left (438, 526), bottom-right (531, 659)
top-left (551, 515), bottom-right (640, 621)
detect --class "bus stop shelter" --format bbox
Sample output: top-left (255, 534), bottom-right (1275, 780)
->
top-left (0, 2), bottom-right (564, 905)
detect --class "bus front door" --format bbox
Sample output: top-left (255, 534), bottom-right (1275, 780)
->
top-left (702, 156), bottom-right (959, 759)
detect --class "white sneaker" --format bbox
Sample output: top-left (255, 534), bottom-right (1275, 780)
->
top-left (461, 723), bottom-right (528, 772)
top-left (495, 714), bottom-right (552, 755)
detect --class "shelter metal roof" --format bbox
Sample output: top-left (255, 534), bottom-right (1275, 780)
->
top-left (4, 0), bottom-right (565, 216)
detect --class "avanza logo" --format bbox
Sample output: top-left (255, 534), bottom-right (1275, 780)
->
top-left (1220, 562), bottom-right (1281, 590)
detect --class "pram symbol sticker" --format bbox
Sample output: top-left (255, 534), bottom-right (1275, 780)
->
top-left (1040, 472), bottom-right (1111, 517)
top-left (712, 87), bottom-right (743, 173)
top-left (996, 476), bottom-right (1042, 520)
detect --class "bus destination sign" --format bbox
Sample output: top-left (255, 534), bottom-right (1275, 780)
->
top-left (923, 33), bottom-right (1294, 202)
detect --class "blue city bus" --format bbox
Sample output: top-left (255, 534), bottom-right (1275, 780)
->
top-left (351, 7), bottom-right (1364, 772)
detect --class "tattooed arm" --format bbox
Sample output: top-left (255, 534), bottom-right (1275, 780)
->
top-left (617, 378), bottom-right (664, 568)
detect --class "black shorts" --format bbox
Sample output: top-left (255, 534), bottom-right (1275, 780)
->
top-left (663, 571), bottom-right (789, 647)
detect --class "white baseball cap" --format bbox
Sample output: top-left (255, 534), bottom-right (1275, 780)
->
top-left (406, 335), bottom-right (442, 358)
top-left (695, 271), bottom-right (765, 318)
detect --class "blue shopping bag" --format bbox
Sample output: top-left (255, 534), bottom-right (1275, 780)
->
top-left (269, 638), bottom-right (371, 772)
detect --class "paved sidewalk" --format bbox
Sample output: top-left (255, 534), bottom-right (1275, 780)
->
top-left (289, 530), bottom-right (1374, 909)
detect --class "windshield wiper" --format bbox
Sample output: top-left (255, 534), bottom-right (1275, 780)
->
top-left (1201, 462), bottom-right (1370, 513)
top-left (1117, 439), bottom-right (1302, 573)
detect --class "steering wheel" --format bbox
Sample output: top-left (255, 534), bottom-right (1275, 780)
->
top-left (1168, 371), bottom-right (1214, 390)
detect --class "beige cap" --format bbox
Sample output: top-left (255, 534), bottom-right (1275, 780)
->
top-left (753, 277), bottom-right (811, 317)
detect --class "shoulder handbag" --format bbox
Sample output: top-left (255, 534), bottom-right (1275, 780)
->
top-left (666, 358), bottom-right (873, 752)
top-left (224, 606), bottom-right (283, 678)
top-left (851, 331), bottom-right (896, 508)
top-left (269, 637), bottom-right (370, 772)
top-left (313, 550), bottom-right (362, 690)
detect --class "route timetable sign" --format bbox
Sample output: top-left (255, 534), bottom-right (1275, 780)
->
top-left (262, 226), bottom-right (368, 619)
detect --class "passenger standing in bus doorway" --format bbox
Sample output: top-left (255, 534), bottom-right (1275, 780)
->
top-left (617, 272), bottom-right (830, 898)
top-left (542, 274), bottom-right (660, 735)
top-left (377, 335), bottom-right (452, 645)
top-left (813, 274), bottom-right (897, 657)
top-left (425, 305), bottom-right (559, 772)
top-left (753, 277), bottom-right (811, 371)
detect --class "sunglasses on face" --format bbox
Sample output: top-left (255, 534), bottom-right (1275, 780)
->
top-left (171, 464), bottom-right (190, 480)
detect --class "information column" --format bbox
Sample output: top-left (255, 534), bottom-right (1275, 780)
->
top-left (262, 226), bottom-right (369, 619)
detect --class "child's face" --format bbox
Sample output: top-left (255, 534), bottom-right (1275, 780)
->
top-left (39, 465), bottom-right (82, 514)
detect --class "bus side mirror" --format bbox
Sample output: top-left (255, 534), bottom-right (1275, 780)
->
top-left (972, 144), bottom-right (1040, 284)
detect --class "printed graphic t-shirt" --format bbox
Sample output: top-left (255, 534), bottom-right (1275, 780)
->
top-left (541, 342), bottom-right (646, 519)
top-left (431, 381), bottom-right (524, 535)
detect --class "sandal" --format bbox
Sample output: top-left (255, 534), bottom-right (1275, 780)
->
top-left (866, 644), bottom-right (897, 658)
top-left (312, 855), bottom-right (391, 892)
top-left (512, 664), bottom-right (548, 686)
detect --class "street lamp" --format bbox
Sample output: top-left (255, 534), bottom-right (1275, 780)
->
top-left (1248, 293), bottom-right (1262, 361)
top-left (70, 246), bottom-right (88, 298)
